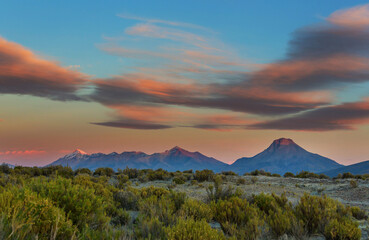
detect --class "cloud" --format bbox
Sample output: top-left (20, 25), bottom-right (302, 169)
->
top-left (92, 119), bottom-right (173, 130)
top-left (249, 99), bottom-right (369, 131)
top-left (118, 13), bottom-right (209, 31)
top-left (0, 150), bottom-right (46, 156)
top-left (0, 37), bottom-right (88, 101)
top-left (327, 4), bottom-right (369, 28)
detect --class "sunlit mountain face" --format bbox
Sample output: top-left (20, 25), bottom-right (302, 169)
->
top-left (0, 1), bottom-right (369, 168)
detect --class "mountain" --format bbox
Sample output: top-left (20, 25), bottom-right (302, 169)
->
top-left (227, 138), bottom-right (342, 175)
top-left (322, 160), bottom-right (369, 177)
top-left (48, 146), bottom-right (228, 172)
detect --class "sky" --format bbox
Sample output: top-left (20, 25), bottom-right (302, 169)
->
top-left (1, 0), bottom-right (369, 166)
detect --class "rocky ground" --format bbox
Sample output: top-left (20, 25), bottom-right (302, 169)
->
top-left (132, 175), bottom-right (369, 240)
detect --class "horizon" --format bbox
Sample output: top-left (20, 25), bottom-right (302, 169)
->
top-left (1, 1), bottom-right (369, 167)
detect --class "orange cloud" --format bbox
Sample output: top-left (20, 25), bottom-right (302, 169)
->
top-left (0, 37), bottom-right (88, 100)
top-left (328, 4), bottom-right (369, 28)
top-left (0, 150), bottom-right (46, 156)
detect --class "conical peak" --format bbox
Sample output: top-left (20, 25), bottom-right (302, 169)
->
top-left (272, 138), bottom-right (295, 146)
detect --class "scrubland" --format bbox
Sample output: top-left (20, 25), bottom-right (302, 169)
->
top-left (0, 165), bottom-right (368, 240)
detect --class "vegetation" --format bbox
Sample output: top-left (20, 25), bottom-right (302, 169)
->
top-left (0, 165), bottom-right (365, 239)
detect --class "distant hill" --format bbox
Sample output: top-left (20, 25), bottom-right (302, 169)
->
top-left (48, 147), bottom-right (228, 172)
top-left (227, 138), bottom-right (342, 175)
top-left (322, 160), bottom-right (369, 177)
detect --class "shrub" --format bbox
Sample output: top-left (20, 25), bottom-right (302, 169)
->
top-left (74, 168), bottom-right (92, 175)
top-left (139, 195), bottom-right (176, 226)
top-left (342, 172), bottom-right (355, 179)
top-left (284, 172), bottom-right (295, 178)
top-left (93, 167), bottom-right (114, 177)
top-left (165, 218), bottom-right (227, 240)
top-left (319, 174), bottom-right (330, 179)
top-left (114, 190), bottom-right (139, 210)
top-left (190, 179), bottom-right (198, 185)
top-left (212, 197), bottom-right (264, 239)
top-left (350, 206), bottom-right (367, 220)
top-left (179, 199), bottom-right (213, 222)
top-left (147, 168), bottom-right (171, 181)
top-left (182, 169), bottom-right (193, 174)
top-left (350, 180), bottom-right (358, 188)
top-left (237, 178), bottom-right (246, 185)
top-left (121, 167), bottom-right (139, 179)
top-left (140, 186), bottom-right (170, 199)
top-left (116, 174), bottom-right (129, 188)
top-left (194, 169), bottom-right (214, 182)
top-left (295, 194), bottom-right (350, 234)
top-left (28, 177), bottom-right (110, 230)
top-left (135, 216), bottom-right (166, 240)
top-left (324, 218), bottom-right (361, 240)
top-left (272, 173), bottom-right (281, 177)
top-left (251, 176), bottom-right (258, 184)
top-left (206, 175), bottom-right (241, 202)
top-left (172, 176), bottom-right (186, 184)
top-left (221, 171), bottom-right (237, 176)
top-left (0, 187), bottom-right (76, 239)
top-left (296, 171), bottom-right (320, 179)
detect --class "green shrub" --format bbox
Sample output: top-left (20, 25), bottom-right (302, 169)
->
top-left (140, 186), bottom-right (170, 199)
top-left (324, 217), bottom-right (361, 240)
top-left (212, 197), bottom-right (263, 239)
top-left (236, 178), bottom-right (246, 185)
top-left (350, 180), bottom-right (358, 188)
top-left (139, 195), bottom-right (176, 226)
top-left (114, 190), bottom-right (139, 210)
top-left (251, 176), bottom-right (258, 184)
top-left (272, 173), bottom-right (281, 177)
top-left (74, 168), bottom-right (92, 175)
top-left (342, 172), bottom-right (355, 179)
top-left (295, 194), bottom-right (350, 234)
top-left (135, 216), bottom-right (166, 240)
top-left (116, 174), bottom-right (129, 188)
top-left (190, 179), bottom-right (198, 185)
top-left (182, 169), bottom-right (193, 174)
top-left (179, 199), bottom-right (213, 222)
top-left (172, 176), bottom-right (186, 184)
top-left (350, 206), bottom-right (367, 220)
top-left (120, 167), bottom-right (139, 179)
top-left (147, 169), bottom-right (171, 181)
top-left (94, 167), bottom-right (114, 177)
top-left (221, 171), bottom-right (237, 176)
top-left (28, 177), bottom-right (110, 230)
top-left (165, 218), bottom-right (228, 240)
top-left (194, 169), bottom-right (214, 182)
top-left (206, 175), bottom-right (241, 202)
top-left (0, 187), bottom-right (76, 239)
top-left (284, 172), bottom-right (295, 178)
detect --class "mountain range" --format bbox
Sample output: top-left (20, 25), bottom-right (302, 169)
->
top-left (322, 160), bottom-right (369, 177)
top-left (48, 146), bottom-right (227, 172)
top-left (48, 138), bottom-right (368, 175)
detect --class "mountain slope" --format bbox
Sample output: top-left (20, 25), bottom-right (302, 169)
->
top-left (322, 160), bottom-right (369, 177)
top-left (227, 138), bottom-right (342, 175)
top-left (48, 147), bottom-right (227, 171)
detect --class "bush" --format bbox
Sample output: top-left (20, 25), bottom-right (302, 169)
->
top-left (272, 173), bottom-right (281, 177)
top-left (251, 176), bottom-right (258, 184)
top-left (179, 199), bottom-right (213, 222)
top-left (350, 180), bottom-right (358, 188)
top-left (236, 178), bottom-right (246, 185)
top-left (182, 169), bottom-right (193, 174)
top-left (295, 194), bottom-right (350, 234)
top-left (28, 177), bottom-right (110, 230)
top-left (342, 172), bottom-right (355, 179)
top-left (284, 172), bottom-right (295, 178)
top-left (190, 179), bottom-right (198, 185)
top-left (116, 174), bottom-right (129, 188)
top-left (194, 169), bottom-right (214, 182)
top-left (135, 216), bottom-right (166, 240)
top-left (221, 171), bottom-right (237, 176)
top-left (94, 167), bottom-right (114, 177)
top-left (350, 206), bottom-right (367, 220)
top-left (324, 217), bottom-right (361, 240)
top-left (206, 175), bottom-right (241, 202)
top-left (147, 168), bottom-right (171, 181)
top-left (0, 187), bottom-right (76, 239)
top-left (172, 176), bottom-right (186, 184)
top-left (74, 168), bottom-right (92, 175)
top-left (114, 190), bottom-right (139, 210)
top-left (212, 197), bottom-right (263, 239)
top-left (165, 218), bottom-right (227, 240)
top-left (121, 167), bottom-right (139, 179)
